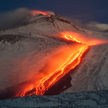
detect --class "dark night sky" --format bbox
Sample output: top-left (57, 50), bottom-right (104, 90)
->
top-left (0, 0), bottom-right (108, 24)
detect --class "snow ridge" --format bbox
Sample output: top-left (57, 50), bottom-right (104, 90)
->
top-left (0, 90), bottom-right (108, 108)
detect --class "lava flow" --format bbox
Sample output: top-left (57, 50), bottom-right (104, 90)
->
top-left (12, 31), bottom-right (107, 98)
top-left (14, 32), bottom-right (92, 98)
top-left (61, 32), bottom-right (108, 45)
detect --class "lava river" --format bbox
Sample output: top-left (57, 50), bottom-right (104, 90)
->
top-left (1, 31), bottom-right (107, 99)
top-left (1, 10), bottom-right (108, 99)
top-left (11, 29), bottom-right (108, 98)
top-left (15, 33), bottom-right (94, 97)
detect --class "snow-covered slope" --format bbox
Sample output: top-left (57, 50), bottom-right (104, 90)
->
top-left (0, 13), bottom-right (80, 36)
top-left (0, 90), bottom-right (108, 108)
top-left (0, 11), bottom-right (108, 101)
top-left (45, 41), bottom-right (108, 95)
top-left (0, 32), bottom-right (87, 99)
top-left (0, 12), bottom-right (89, 99)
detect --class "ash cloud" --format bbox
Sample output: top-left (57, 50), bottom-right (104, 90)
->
top-left (65, 16), bottom-right (108, 32)
top-left (0, 8), bottom-right (31, 30)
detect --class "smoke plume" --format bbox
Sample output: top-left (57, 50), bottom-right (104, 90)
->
top-left (0, 8), bottom-right (30, 30)
top-left (65, 16), bottom-right (108, 32)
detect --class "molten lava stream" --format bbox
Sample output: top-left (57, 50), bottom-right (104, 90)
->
top-left (14, 30), bottom-right (108, 98)
top-left (15, 41), bottom-right (88, 97)
top-left (35, 46), bottom-right (88, 95)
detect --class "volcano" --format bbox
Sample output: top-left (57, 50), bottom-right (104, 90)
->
top-left (0, 11), bottom-right (108, 100)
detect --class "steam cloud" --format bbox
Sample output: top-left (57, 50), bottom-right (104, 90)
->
top-left (0, 8), bottom-right (31, 30)
top-left (65, 16), bottom-right (108, 32)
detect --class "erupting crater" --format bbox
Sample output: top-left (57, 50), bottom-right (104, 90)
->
top-left (31, 10), bottom-right (54, 17)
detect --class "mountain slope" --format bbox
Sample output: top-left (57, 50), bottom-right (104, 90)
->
top-left (1, 90), bottom-right (108, 108)
top-left (0, 12), bottom-right (89, 99)
top-left (0, 12), bottom-right (108, 99)
top-left (63, 43), bottom-right (108, 93)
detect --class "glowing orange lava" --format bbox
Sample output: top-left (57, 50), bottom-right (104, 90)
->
top-left (15, 35), bottom-right (89, 97)
top-left (14, 31), bottom-right (106, 98)
top-left (61, 32), bottom-right (108, 45)
top-left (31, 10), bottom-right (49, 16)
top-left (35, 46), bottom-right (88, 95)
top-left (64, 34), bottom-right (81, 43)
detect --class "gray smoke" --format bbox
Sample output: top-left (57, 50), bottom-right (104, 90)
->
top-left (65, 16), bottom-right (108, 32)
top-left (0, 8), bottom-right (31, 30)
